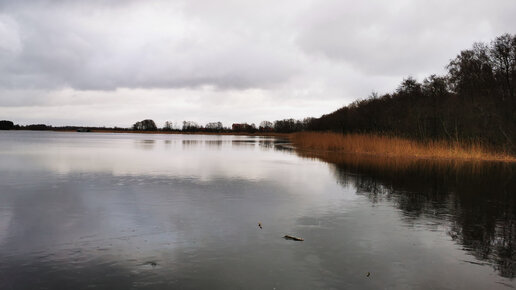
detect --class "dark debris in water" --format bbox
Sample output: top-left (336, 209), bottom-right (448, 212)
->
top-left (283, 235), bottom-right (304, 241)
top-left (143, 261), bottom-right (158, 268)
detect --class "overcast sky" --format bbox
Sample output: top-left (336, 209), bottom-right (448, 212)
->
top-left (0, 0), bottom-right (515, 127)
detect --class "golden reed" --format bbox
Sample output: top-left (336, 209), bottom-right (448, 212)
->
top-left (290, 132), bottom-right (516, 163)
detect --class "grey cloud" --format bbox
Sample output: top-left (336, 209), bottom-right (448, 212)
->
top-left (2, 0), bottom-right (515, 92)
top-left (0, 0), bottom-right (302, 90)
top-left (0, 0), bottom-right (515, 126)
top-left (296, 0), bottom-right (516, 76)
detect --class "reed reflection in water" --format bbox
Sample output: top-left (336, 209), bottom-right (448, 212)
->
top-left (295, 150), bottom-right (516, 278)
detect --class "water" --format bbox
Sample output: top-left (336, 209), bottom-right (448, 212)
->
top-left (0, 131), bottom-right (515, 289)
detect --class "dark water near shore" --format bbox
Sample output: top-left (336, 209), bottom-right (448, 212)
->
top-left (1, 131), bottom-right (515, 289)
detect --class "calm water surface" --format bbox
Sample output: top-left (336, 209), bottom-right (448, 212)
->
top-left (0, 131), bottom-right (515, 289)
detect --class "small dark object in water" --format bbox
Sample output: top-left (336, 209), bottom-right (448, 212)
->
top-left (144, 261), bottom-right (157, 267)
top-left (284, 235), bottom-right (303, 241)
top-left (258, 222), bottom-right (262, 229)
top-left (366, 272), bottom-right (370, 277)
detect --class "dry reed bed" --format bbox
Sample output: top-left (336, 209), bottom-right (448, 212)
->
top-left (290, 132), bottom-right (516, 162)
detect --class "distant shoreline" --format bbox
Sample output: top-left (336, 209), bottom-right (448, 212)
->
top-left (1, 128), bottom-right (289, 138)
top-left (86, 129), bottom-right (288, 137)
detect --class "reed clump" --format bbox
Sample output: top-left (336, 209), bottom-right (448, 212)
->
top-left (290, 132), bottom-right (516, 162)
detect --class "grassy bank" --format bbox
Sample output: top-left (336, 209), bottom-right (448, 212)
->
top-left (290, 132), bottom-right (516, 163)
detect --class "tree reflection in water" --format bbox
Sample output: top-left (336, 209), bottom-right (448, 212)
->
top-left (296, 150), bottom-right (516, 278)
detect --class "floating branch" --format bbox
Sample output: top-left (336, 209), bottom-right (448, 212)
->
top-left (284, 235), bottom-right (304, 241)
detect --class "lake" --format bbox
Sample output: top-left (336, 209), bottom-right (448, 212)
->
top-left (0, 131), bottom-right (515, 289)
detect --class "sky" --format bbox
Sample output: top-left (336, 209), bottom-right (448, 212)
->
top-left (0, 0), bottom-right (515, 128)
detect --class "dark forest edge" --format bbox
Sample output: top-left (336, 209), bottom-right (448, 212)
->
top-left (1, 34), bottom-right (515, 151)
top-left (309, 33), bottom-right (516, 151)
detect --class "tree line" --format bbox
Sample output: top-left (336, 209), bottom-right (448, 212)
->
top-left (0, 118), bottom-right (313, 133)
top-left (308, 34), bottom-right (516, 150)
top-left (128, 118), bottom-right (315, 133)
